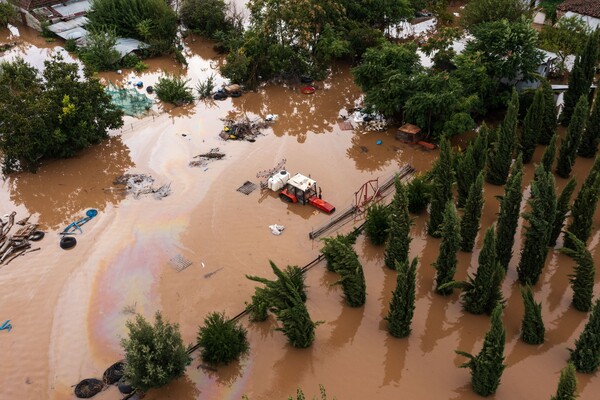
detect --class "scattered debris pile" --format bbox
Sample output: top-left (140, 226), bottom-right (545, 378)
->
top-left (111, 174), bottom-right (171, 199)
top-left (0, 212), bottom-right (43, 266)
top-left (219, 116), bottom-right (274, 141)
top-left (189, 148), bottom-right (225, 168)
top-left (340, 108), bottom-right (387, 131)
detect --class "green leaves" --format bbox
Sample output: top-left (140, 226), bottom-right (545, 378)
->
top-left (561, 232), bottom-right (595, 312)
top-left (520, 285), bottom-right (545, 345)
top-left (433, 201), bottom-right (461, 295)
top-left (570, 299), bottom-right (600, 373)
top-left (386, 258), bottom-right (417, 338)
top-left (384, 177), bottom-right (412, 269)
top-left (197, 311), bottom-right (249, 365)
top-left (155, 74), bottom-right (195, 105)
top-left (557, 95), bottom-right (588, 178)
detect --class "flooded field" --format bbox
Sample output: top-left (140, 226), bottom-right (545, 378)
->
top-left (1, 21), bottom-right (599, 400)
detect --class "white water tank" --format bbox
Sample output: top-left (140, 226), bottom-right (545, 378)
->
top-left (267, 170), bottom-right (291, 191)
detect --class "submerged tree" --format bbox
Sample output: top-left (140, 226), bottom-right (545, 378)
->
top-left (121, 312), bottom-right (191, 391)
top-left (247, 261), bottom-right (319, 348)
top-left (520, 87), bottom-right (544, 163)
top-left (550, 363), bottom-right (578, 400)
top-left (570, 299), bottom-right (600, 373)
top-left (364, 203), bottom-right (390, 245)
top-left (456, 128), bottom-right (487, 208)
top-left (565, 163), bottom-right (600, 249)
top-left (549, 177), bottom-right (577, 246)
top-left (433, 201), bottom-right (461, 295)
top-left (561, 232), bottom-right (595, 312)
top-left (541, 133), bottom-right (558, 172)
top-left (556, 95), bottom-right (588, 178)
top-left (197, 311), bottom-right (249, 365)
top-left (496, 155), bottom-right (524, 270)
top-left (384, 177), bottom-right (412, 269)
top-left (486, 89), bottom-right (518, 185)
top-left (517, 165), bottom-right (557, 285)
top-left (460, 172), bottom-right (485, 252)
top-left (334, 246), bottom-right (367, 307)
top-left (385, 258), bottom-right (417, 338)
top-left (456, 304), bottom-right (506, 396)
top-left (406, 173), bottom-right (431, 214)
top-left (428, 137), bottom-right (454, 236)
top-left (321, 234), bottom-right (356, 272)
top-left (539, 79), bottom-right (558, 145)
top-left (520, 285), bottom-right (545, 345)
top-left (578, 95), bottom-right (600, 158)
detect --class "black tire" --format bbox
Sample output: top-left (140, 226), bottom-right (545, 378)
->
top-left (229, 91), bottom-right (242, 98)
top-left (30, 231), bottom-right (45, 241)
top-left (118, 383), bottom-right (134, 394)
top-left (300, 75), bottom-right (314, 83)
top-left (213, 92), bottom-right (227, 101)
top-left (74, 378), bottom-right (104, 398)
top-left (60, 236), bottom-right (77, 250)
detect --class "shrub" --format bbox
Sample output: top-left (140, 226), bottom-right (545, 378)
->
top-left (78, 29), bottom-right (121, 72)
top-left (196, 74), bottom-right (216, 99)
top-left (134, 61), bottom-right (149, 73)
top-left (364, 203), bottom-right (390, 245)
top-left (197, 311), bottom-right (249, 365)
top-left (406, 174), bottom-right (430, 214)
top-left (0, 2), bottom-right (17, 27)
top-left (180, 0), bottom-right (232, 38)
top-left (155, 74), bottom-right (195, 105)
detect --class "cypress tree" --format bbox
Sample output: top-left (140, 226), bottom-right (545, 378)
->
top-left (541, 133), bottom-right (558, 172)
top-left (456, 304), bottom-right (506, 396)
top-left (496, 155), bottom-right (524, 270)
top-left (549, 178), bottom-right (577, 246)
top-left (473, 124), bottom-right (489, 172)
top-left (561, 232), bottom-right (595, 312)
top-left (406, 173), bottom-right (431, 214)
top-left (561, 30), bottom-right (599, 126)
top-left (334, 246), bottom-right (367, 307)
top-left (321, 234), bottom-right (355, 272)
top-left (452, 226), bottom-right (505, 315)
top-left (550, 363), bottom-right (578, 400)
top-left (565, 167), bottom-right (600, 250)
top-left (520, 285), bottom-right (545, 345)
top-left (569, 299), bottom-right (600, 373)
top-left (486, 89), bottom-right (518, 185)
top-left (521, 88), bottom-right (544, 163)
top-left (456, 145), bottom-right (477, 209)
top-left (385, 258), bottom-right (417, 338)
top-left (364, 203), bottom-right (390, 245)
top-left (460, 172), bottom-right (485, 252)
top-left (427, 137), bottom-right (454, 237)
top-left (557, 95), bottom-right (589, 178)
top-left (578, 95), bottom-right (600, 158)
top-left (433, 201), bottom-right (461, 295)
top-left (539, 79), bottom-right (557, 145)
top-left (517, 165), bottom-right (557, 285)
top-left (384, 177), bottom-right (412, 270)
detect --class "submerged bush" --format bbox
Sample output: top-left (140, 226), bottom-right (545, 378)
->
top-left (155, 74), bottom-right (195, 105)
top-left (406, 174), bottom-right (431, 214)
top-left (197, 311), bottom-right (249, 365)
top-left (364, 203), bottom-right (390, 245)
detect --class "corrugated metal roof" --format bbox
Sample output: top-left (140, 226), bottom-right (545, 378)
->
top-left (113, 38), bottom-right (150, 57)
top-left (47, 16), bottom-right (88, 33)
top-left (54, 26), bottom-right (87, 40)
top-left (50, 0), bottom-right (90, 17)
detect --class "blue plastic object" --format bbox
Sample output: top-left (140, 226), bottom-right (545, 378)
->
top-left (61, 209), bottom-right (98, 235)
top-left (376, 140), bottom-right (382, 145)
top-left (0, 320), bottom-right (12, 332)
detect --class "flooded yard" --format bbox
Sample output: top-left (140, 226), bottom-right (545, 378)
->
top-left (1, 20), bottom-right (599, 400)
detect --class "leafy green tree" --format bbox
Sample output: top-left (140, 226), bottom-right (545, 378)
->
top-left (180, 0), bottom-right (232, 38)
top-left (565, 166), bottom-right (600, 250)
top-left (486, 89), bottom-right (519, 185)
top-left (460, 172), bottom-right (485, 252)
top-left (539, 79), bottom-right (558, 145)
top-left (561, 232), bottom-right (595, 312)
top-left (541, 133), bottom-right (558, 172)
top-left (520, 285), bottom-right (545, 345)
top-left (521, 88), bottom-right (544, 163)
top-left (570, 299), bottom-right (600, 373)
top-left (155, 74), bottom-right (195, 105)
top-left (433, 201), bottom-right (461, 295)
top-left (121, 312), bottom-right (191, 391)
top-left (550, 363), bottom-right (578, 400)
top-left (406, 174), bottom-right (431, 214)
top-left (456, 304), bottom-right (506, 396)
top-left (384, 178), bottom-right (412, 269)
top-left (549, 178), bottom-right (577, 246)
top-left (87, 0), bottom-right (178, 54)
top-left (496, 155), bottom-right (524, 270)
top-left (385, 258), bottom-right (417, 338)
top-left (78, 28), bottom-right (122, 72)
top-left (561, 30), bottom-right (599, 126)
top-left (197, 312), bottom-right (249, 364)
top-left (447, 226), bottom-right (504, 314)
top-left (517, 165), bottom-right (557, 285)
top-left (456, 127), bottom-right (487, 208)
top-left (334, 246), bottom-right (367, 307)
top-left (557, 95), bottom-right (588, 178)
top-left (0, 2), bottom-right (17, 27)
top-left (428, 137), bottom-right (454, 237)
top-left (343, 0), bottom-right (413, 32)
top-left (578, 95), bottom-right (600, 158)
top-left (0, 57), bottom-right (123, 173)
top-left (461, 0), bottom-right (530, 28)
top-left (539, 16), bottom-right (591, 76)
top-left (364, 203), bottom-right (390, 245)
top-left (247, 261), bottom-right (319, 348)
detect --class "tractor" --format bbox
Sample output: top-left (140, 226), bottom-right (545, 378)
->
top-left (265, 170), bottom-right (335, 214)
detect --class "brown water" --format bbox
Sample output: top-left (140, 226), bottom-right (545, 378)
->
top-left (1, 23), bottom-right (599, 400)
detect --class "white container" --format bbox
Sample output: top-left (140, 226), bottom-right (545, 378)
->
top-left (267, 170), bottom-right (291, 191)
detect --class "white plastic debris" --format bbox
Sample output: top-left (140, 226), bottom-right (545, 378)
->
top-left (269, 224), bottom-right (285, 235)
top-left (265, 114), bottom-right (278, 121)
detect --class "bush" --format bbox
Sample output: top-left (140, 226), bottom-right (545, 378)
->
top-left (180, 0), bottom-right (232, 38)
top-left (196, 74), bottom-right (216, 99)
top-left (64, 39), bottom-right (78, 53)
top-left (134, 61), bottom-right (149, 73)
top-left (0, 3), bottom-right (17, 27)
top-left (155, 74), bottom-right (195, 105)
top-left (121, 312), bottom-right (191, 391)
top-left (78, 29), bottom-right (121, 72)
top-left (406, 174), bottom-right (430, 214)
top-left (364, 203), bottom-right (390, 245)
top-left (197, 312), bottom-right (249, 365)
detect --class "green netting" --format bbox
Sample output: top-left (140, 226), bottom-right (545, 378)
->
top-left (105, 84), bottom-right (154, 117)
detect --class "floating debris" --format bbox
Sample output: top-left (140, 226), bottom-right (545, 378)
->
top-left (237, 181), bottom-right (257, 195)
top-left (0, 212), bottom-right (44, 266)
top-left (190, 148), bottom-right (225, 167)
top-left (269, 224), bottom-right (285, 235)
top-left (219, 116), bottom-right (273, 141)
top-left (204, 267), bottom-right (224, 279)
top-left (110, 174), bottom-right (171, 200)
top-left (169, 254), bottom-right (193, 272)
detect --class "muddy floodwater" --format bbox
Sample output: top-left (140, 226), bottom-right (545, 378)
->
top-left (1, 23), bottom-right (599, 400)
